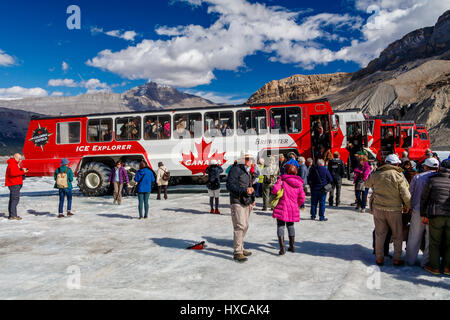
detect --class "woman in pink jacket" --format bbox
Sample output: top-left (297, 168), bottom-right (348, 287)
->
top-left (353, 155), bottom-right (372, 213)
top-left (271, 164), bottom-right (306, 255)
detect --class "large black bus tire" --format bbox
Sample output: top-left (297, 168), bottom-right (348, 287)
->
top-left (77, 162), bottom-right (112, 197)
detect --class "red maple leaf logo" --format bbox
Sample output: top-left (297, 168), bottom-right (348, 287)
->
top-left (180, 138), bottom-right (227, 175)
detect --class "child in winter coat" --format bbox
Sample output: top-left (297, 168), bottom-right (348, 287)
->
top-left (205, 160), bottom-right (224, 214)
top-left (271, 164), bottom-right (306, 255)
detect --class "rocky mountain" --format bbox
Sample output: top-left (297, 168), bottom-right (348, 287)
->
top-left (248, 10), bottom-right (450, 149)
top-left (0, 82), bottom-right (215, 117)
top-left (0, 107), bottom-right (43, 156)
top-left (123, 82), bottom-right (215, 111)
top-left (0, 82), bottom-right (215, 155)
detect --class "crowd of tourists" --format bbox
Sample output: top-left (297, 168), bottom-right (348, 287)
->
top-left (4, 147), bottom-right (450, 275)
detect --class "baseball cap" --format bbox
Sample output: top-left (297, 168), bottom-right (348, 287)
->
top-left (423, 157), bottom-right (439, 169)
top-left (385, 154), bottom-right (401, 165)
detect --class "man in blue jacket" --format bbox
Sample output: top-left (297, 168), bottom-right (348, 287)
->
top-left (308, 159), bottom-right (333, 221)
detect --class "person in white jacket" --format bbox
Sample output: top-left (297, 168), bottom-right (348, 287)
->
top-left (156, 162), bottom-right (169, 200)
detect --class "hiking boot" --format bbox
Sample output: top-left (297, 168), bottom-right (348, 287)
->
top-left (233, 253), bottom-right (248, 263)
top-left (424, 265), bottom-right (440, 275)
top-left (393, 259), bottom-right (405, 267)
top-left (57, 214), bottom-right (65, 218)
top-left (443, 268), bottom-right (450, 276)
top-left (288, 236), bottom-right (295, 252)
top-left (376, 258), bottom-right (384, 266)
top-left (278, 236), bottom-right (286, 255)
top-left (243, 250), bottom-right (252, 257)
top-left (67, 212), bottom-right (74, 216)
top-left (214, 209), bottom-right (220, 214)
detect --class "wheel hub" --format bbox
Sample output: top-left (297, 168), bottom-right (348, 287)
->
top-left (85, 172), bottom-right (101, 189)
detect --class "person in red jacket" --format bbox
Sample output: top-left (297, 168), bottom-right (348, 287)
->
top-left (5, 153), bottom-right (28, 220)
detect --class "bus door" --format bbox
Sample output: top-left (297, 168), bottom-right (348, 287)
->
top-left (380, 125), bottom-right (395, 158)
top-left (346, 121), bottom-right (364, 152)
top-left (310, 114), bottom-right (331, 160)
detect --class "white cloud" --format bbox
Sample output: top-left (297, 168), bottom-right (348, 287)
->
top-left (87, 0), bottom-right (448, 87)
top-left (48, 78), bottom-right (78, 87)
top-left (91, 26), bottom-right (138, 41)
top-left (335, 0), bottom-right (449, 66)
top-left (0, 49), bottom-right (15, 67)
top-left (47, 78), bottom-right (111, 93)
top-left (0, 86), bottom-right (48, 100)
top-left (62, 61), bottom-right (69, 72)
top-left (87, 0), bottom-right (360, 87)
top-left (51, 91), bottom-right (64, 97)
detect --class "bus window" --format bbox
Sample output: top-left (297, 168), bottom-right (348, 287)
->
top-left (87, 118), bottom-right (113, 143)
top-left (116, 116), bottom-right (141, 141)
top-left (269, 107), bottom-right (301, 134)
top-left (56, 122), bottom-right (81, 144)
top-left (237, 109), bottom-right (267, 135)
top-left (174, 113), bottom-right (202, 139)
top-left (144, 115), bottom-right (171, 140)
top-left (419, 132), bottom-right (428, 140)
top-left (205, 111), bottom-right (234, 137)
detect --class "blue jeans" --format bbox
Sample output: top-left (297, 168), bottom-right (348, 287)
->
top-left (355, 188), bottom-right (369, 209)
top-left (58, 188), bottom-right (72, 214)
top-left (310, 190), bottom-right (327, 220)
top-left (255, 183), bottom-right (262, 197)
top-left (138, 192), bottom-right (150, 218)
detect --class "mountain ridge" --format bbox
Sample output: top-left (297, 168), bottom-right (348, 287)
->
top-left (247, 10), bottom-right (450, 149)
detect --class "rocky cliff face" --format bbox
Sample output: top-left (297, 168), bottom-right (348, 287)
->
top-left (248, 10), bottom-right (450, 149)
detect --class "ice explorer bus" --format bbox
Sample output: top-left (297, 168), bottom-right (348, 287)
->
top-left (21, 100), bottom-right (348, 196)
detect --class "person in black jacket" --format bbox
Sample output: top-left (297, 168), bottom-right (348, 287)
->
top-left (327, 151), bottom-right (345, 207)
top-left (205, 160), bottom-right (224, 214)
top-left (420, 159), bottom-right (450, 275)
top-left (226, 153), bottom-right (256, 263)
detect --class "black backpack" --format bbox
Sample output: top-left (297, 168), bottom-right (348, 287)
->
top-left (207, 166), bottom-right (221, 190)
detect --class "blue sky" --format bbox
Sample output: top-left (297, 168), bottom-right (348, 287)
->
top-left (0, 0), bottom-right (448, 103)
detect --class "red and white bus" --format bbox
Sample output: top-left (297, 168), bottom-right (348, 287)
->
top-left (368, 117), bottom-right (431, 162)
top-left (21, 100), bottom-right (347, 196)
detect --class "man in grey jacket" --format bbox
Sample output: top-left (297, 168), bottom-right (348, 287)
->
top-left (420, 159), bottom-right (450, 275)
top-left (226, 153), bottom-right (256, 263)
top-left (405, 157), bottom-right (439, 266)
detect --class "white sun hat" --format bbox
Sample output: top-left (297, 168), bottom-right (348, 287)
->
top-left (385, 154), bottom-right (401, 165)
top-left (423, 157), bottom-right (439, 169)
